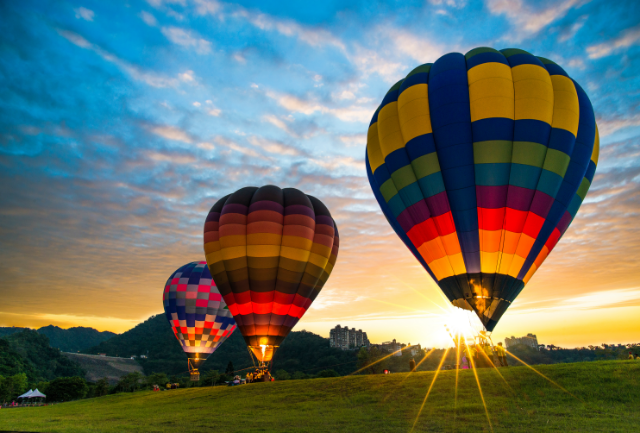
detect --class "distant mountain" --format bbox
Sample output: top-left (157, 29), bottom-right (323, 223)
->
top-left (37, 325), bottom-right (116, 352)
top-left (0, 330), bottom-right (85, 382)
top-left (84, 314), bottom-right (359, 376)
top-left (0, 326), bottom-right (115, 352)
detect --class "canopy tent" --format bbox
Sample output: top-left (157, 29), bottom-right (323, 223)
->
top-left (30, 389), bottom-right (46, 398)
top-left (17, 389), bottom-right (33, 399)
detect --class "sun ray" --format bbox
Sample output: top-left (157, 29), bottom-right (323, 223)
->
top-left (364, 297), bottom-right (428, 313)
top-left (381, 347), bottom-right (437, 402)
top-left (505, 349), bottom-right (582, 401)
top-left (467, 345), bottom-right (493, 432)
top-left (392, 277), bottom-right (451, 314)
top-left (410, 347), bottom-right (450, 433)
top-left (347, 345), bottom-right (414, 376)
top-left (454, 333), bottom-right (461, 429)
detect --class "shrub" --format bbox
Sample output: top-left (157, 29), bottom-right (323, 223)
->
top-left (46, 377), bottom-right (88, 402)
top-left (317, 369), bottom-right (339, 378)
top-left (274, 370), bottom-right (290, 380)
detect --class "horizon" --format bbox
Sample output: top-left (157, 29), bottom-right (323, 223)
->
top-left (1, 0), bottom-right (639, 350)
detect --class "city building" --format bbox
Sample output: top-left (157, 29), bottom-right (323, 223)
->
top-left (504, 333), bottom-right (539, 350)
top-left (329, 325), bottom-right (370, 350)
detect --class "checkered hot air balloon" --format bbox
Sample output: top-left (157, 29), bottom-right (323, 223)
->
top-left (163, 261), bottom-right (236, 380)
top-left (203, 186), bottom-right (339, 365)
top-left (366, 48), bottom-right (599, 332)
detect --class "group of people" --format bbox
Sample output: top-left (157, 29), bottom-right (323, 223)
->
top-left (629, 352), bottom-right (640, 360)
top-left (245, 368), bottom-right (274, 383)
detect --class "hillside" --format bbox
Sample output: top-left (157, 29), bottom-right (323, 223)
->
top-left (84, 314), bottom-right (358, 376)
top-left (0, 325), bottom-right (115, 352)
top-left (63, 353), bottom-right (144, 385)
top-left (0, 330), bottom-right (85, 382)
top-left (0, 361), bottom-right (638, 432)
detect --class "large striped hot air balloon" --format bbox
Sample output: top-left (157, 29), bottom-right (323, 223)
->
top-left (163, 261), bottom-right (236, 380)
top-left (203, 186), bottom-right (339, 365)
top-left (366, 48), bottom-right (599, 331)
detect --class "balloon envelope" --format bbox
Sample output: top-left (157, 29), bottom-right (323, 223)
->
top-left (366, 48), bottom-right (599, 331)
top-left (203, 185), bottom-right (339, 362)
top-left (163, 261), bottom-right (236, 369)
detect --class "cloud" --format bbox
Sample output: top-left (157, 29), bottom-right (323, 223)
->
top-left (161, 26), bottom-right (212, 54)
top-left (140, 11), bottom-right (158, 27)
top-left (178, 70), bottom-right (196, 82)
top-left (74, 7), bottom-right (95, 21)
top-left (338, 134), bottom-right (367, 147)
top-left (596, 114), bottom-right (640, 137)
top-left (193, 0), bottom-right (221, 15)
top-left (248, 136), bottom-right (301, 156)
top-left (587, 25), bottom-right (640, 59)
top-left (57, 29), bottom-right (180, 88)
top-left (147, 125), bottom-right (194, 143)
top-left (486, 0), bottom-right (584, 40)
top-left (231, 7), bottom-right (346, 52)
top-left (428, 0), bottom-right (467, 7)
top-left (264, 90), bottom-right (374, 123)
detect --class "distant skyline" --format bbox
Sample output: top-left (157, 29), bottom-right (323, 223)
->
top-left (1, 0), bottom-right (639, 349)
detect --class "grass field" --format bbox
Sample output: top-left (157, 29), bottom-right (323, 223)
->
top-left (1, 361), bottom-right (637, 432)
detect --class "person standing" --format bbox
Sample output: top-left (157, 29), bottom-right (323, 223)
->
top-left (409, 358), bottom-right (416, 372)
top-left (495, 342), bottom-right (508, 367)
top-left (629, 352), bottom-right (634, 360)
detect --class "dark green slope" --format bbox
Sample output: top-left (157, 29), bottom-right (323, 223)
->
top-left (84, 314), bottom-right (358, 376)
top-left (0, 326), bottom-right (115, 352)
top-left (1, 330), bottom-right (84, 381)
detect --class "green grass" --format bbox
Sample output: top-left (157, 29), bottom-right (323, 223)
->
top-left (1, 361), bottom-right (638, 432)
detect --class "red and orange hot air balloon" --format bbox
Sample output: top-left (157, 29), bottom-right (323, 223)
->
top-left (203, 186), bottom-right (339, 365)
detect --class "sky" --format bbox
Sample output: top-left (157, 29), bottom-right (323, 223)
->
top-left (1, 0), bottom-right (639, 349)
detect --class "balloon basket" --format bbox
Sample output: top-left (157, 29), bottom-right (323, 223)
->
top-left (190, 370), bottom-right (200, 381)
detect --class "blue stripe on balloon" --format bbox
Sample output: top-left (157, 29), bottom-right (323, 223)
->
top-left (472, 118), bottom-right (514, 142)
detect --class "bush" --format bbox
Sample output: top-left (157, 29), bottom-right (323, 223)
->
top-left (317, 369), bottom-right (339, 378)
top-left (115, 372), bottom-right (144, 393)
top-left (201, 370), bottom-right (220, 386)
top-left (274, 370), bottom-right (290, 380)
top-left (46, 377), bottom-right (88, 402)
top-left (292, 371), bottom-right (308, 380)
top-left (145, 373), bottom-right (169, 388)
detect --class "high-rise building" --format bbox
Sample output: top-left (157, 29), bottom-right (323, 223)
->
top-left (329, 325), bottom-right (370, 350)
top-left (504, 333), bottom-right (539, 350)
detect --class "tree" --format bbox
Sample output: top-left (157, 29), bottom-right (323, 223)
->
top-left (317, 369), bottom-right (339, 378)
top-left (145, 373), bottom-right (169, 388)
top-left (115, 372), bottom-right (143, 393)
top-left (357, 346), bottom-right (385, 374)
top-left (202, 370), bottom-right (220, 387)
top-left (274, 370), bottom-right (290, 380)
top-left (46, 377), bottom-right (88, 402)
top-left (225, 361), bottom-right (234, 376)
top-left (0, 373), bottom-right (28, 402)
top-left (94, 378), bottom-right (109, 397)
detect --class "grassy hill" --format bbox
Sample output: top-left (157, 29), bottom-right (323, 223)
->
top-left (0, 361), bottom-right (637, 432)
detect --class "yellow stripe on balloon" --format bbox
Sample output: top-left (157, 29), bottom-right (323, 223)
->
top-left (219, 234), bottom-right (247, 248)
top-left (468, 62), bottom-right (514, 122)
top-left (221, 246), bottom-right (247, 261)
top-left (398, 83), bottom-right (432, 142)
top-left (549, 75), bottom-right (579, 136)
top-left (378, 101), bottom-right (405, 158)
top-left (279, 246), bottom-right (311, 262)
top-left (512, 64), bottom-right (553, 124)
top-left (592, 124), bottom-right (600, 164)
top-left (366, 121), bottom-right (385, 172)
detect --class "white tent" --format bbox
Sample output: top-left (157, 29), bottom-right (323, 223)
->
top-left (17, 389), bottom-right (33, 399)
top-left (30, 389), bottom-right (46, 398)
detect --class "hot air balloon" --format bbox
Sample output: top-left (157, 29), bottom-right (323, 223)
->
top-left (203, 186), bottom-right (339, 367)
top-left (366, 48), bottom-right (599, 332)
top-left (163, 261), bottom-right (237, 381)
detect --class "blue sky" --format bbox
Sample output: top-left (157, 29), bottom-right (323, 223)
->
top-left (1, 0), bottom-right (639, 347)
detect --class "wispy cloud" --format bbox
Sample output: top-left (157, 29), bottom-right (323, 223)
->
top-left (161, 26), bottom-right (212, 54)
top-left (486, 0), bottom-right (585, 40)
top-left (587, 25), bottom-right (640, 59)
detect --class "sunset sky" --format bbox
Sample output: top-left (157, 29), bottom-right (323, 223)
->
top-left (1, 0), bottom-right (639, 349)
